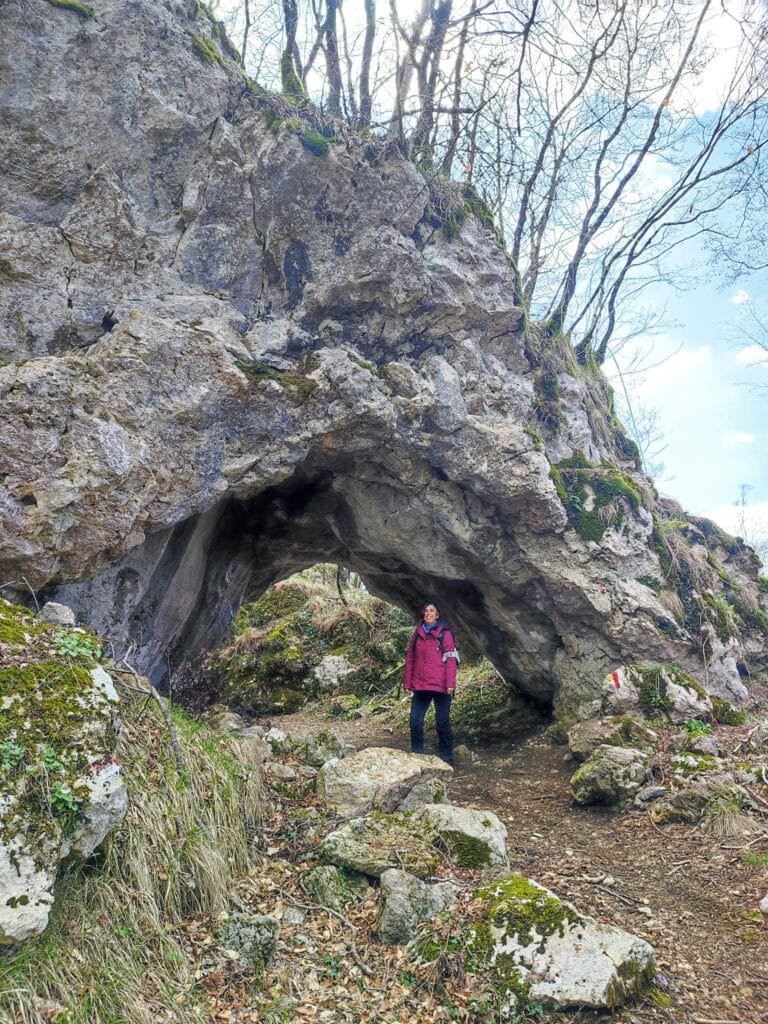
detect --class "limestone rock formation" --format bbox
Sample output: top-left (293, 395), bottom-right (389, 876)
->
top-left (570, 745), bottom-right (650, 805)
top-left (317, 747), bottom-right (452, 818)
top-left (1, 0), bottom-right (766, 718)
top-left (414, 804), bottom-right (509, 867)
top-left (319, 812), bottom-right (442, 879)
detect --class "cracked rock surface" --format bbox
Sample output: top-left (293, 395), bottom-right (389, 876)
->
top-left (1, 0), bottom-right (765, 713)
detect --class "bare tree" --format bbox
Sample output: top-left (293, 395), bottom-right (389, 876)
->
top-left (218, 0), bottom-right (768, 364)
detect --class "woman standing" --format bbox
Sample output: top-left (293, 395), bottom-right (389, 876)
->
top-left (403, 601), bottom-right (459, 765)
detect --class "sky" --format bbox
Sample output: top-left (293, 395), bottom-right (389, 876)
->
top-left (612, 271), bottom-right (768, 551)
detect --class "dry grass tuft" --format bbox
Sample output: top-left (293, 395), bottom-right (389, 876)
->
top-left (701, 797), bottom-right (762, 838)
top-left (658, 589), bottom-right (685, 622)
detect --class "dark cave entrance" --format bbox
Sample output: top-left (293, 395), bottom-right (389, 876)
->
top-left (46, 461), bottom-right (564, 712)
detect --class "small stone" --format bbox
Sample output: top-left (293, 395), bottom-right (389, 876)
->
top-left (759, 893), bottom-right (768, 915)
top-left (217, 912), bottom-right (279, 966)
top-left (281, 907), bottom-right (305, 926)
top-left (634, 785), bottom-right (666, 806)
top-left (265, 763), bottom-right (297, 782)
top-left (38, 602), bottom-right (76, 627)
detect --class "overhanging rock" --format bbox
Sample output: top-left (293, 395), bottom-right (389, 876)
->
top-left (0, 0), bottom-right (765, 714)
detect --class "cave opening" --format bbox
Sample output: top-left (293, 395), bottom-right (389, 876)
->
top-left (45, 460), bottom-right (564, 716)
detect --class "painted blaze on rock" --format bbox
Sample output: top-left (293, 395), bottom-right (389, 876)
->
top-left (413, 874), bottom-right (655, 1010)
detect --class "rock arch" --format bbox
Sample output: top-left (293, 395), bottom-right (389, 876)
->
top-left (1, 0), bottom-right (764, 714)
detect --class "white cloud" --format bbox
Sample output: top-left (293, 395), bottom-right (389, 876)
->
top-left (731, 288), bottom-right (750, 305)
top-left (723, 432), bottom-right (756, 446)
top-left (643, 344), bottom-right (712, 388)
top-left (735, 345), bottom-right (768, 366)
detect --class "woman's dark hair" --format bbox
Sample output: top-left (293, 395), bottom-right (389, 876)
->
top-left (419, 600), bottom-right (440, 619)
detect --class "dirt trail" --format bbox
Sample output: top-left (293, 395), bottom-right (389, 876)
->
top-left (271, 706), bottom-right (768, 1024)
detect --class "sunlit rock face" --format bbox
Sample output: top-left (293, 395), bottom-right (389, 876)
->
top-left (1, 0), bottom-right (765, 713)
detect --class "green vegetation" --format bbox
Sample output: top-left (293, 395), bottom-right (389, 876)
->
top-left (0, 654), bottom-right (115, 847)
top-left (207, 566), bottom-right (414, 715)
top-left (44, 0), bottom-right (94, 16)
top-left (421, 178), bottom-right (502, 245)
top-left (523, 425), bottom-right (544, 452)
top-left (440, 830), bottom-right (492, 869)
top-left (549, 451), bottom-right (642, 543)
top-left (54, 629), bottom-right (102, 661)
top-left (711, 696), bottom-right (747, 726)
top-left (190, 32), bottom-right (226, 67)
top-left (628, 663), bottom-right (705, 718)
top-left (683, 718), bottom-right (713, 736)
top-left (235, 356), bottom-right (319, 402)
top-left (742, 851), bottom-right (768, 868)
top-left (299, 129), bottom-right (334, 156)
top-left (280, 52), bottom-right (307, 102)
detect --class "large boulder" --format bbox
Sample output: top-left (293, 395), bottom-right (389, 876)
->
top-left (415, 804), bottom-right (508, 868)
top-left (316, 748), bottom-right (452, 818)
top-left (413, 875), bottom-right (656, 1010)
top-left (319, 812), bottom-right (441, 879)
top-left (567, 717), bottom-right (656, 762)
top-left (570, 745), bottom-right (650, 805)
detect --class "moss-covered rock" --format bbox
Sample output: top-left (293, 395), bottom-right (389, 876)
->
top-left (319, 811), bottom-right (441, 879)
top-left (206, 567), bottom-right (414, 715)
top-left (567, 716), bottom-right (656, 762)
top-left (412, 873), bottom-right (656, 1010)
top-left (0, 601), bottom-right (125, 945)
top-left (550, 451), bottom-right (642, 543)
top-left (602, 663), bottom-right (713, 724)
top-left (570, 745), bottom-right (649, 806)
top-left (415, 804), bottom-right (508, 867)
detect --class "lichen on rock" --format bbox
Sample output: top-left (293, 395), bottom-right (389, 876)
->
top-left (0, 600), bottom-right (126, 945)
top-left (412, 873), bottom-right (656, 1011)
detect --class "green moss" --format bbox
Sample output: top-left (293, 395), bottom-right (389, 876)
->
top-left (0, 601), bottom-right (51, 645)
top-left (280, 52), bottom-right (306, 101)
top-left (523, 425), bottom-right (544, 452)
top-left (262, 108), bottom-right (283, 134)
top-left (637, 574), bottom-right (662, 592)
top-left (627, 663), bottom-right (706, 719)
top-left (758, 575), bottom-right (768, 595)
top-left (44, 0), bottom-right (94, 16)
top-left (349, 355), bottom-right (376, 374)
top-left (701, 592), bottom-right (738, 642)
top-left (551, 452), bottom-right (642, 543)
top-left (730, 591), bottom-right (768, 634)
top-left (476, 875), bottom-right (582, 949)
top-left (672, 753), bottom-right (717, 777)
top-left (0, 658), bottom-right (116, 847)
top-left (711, 696), bottom-right (747, 726)
top-left (441, 830), bottom-right (491, 868)
top-left (235, 358), bottom-right (319, 402)
top-left (190, 32), bottom-right (226, 67)
top-left (299, 129), bottom-right (334, 156)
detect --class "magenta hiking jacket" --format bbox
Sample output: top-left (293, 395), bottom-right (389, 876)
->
top-left (404, 623), bottom-right (458, 694)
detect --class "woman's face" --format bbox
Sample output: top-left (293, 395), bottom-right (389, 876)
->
top-left (423, 604), bottom-right (438, 625)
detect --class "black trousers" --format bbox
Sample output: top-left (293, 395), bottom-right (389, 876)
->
top-left (409, 691), bottom-right (453, 763)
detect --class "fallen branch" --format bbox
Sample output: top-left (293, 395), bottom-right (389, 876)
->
top-left (291, 879), bottom-right (375, 977)
top-left (112, 661), bottom-right (185, 777)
